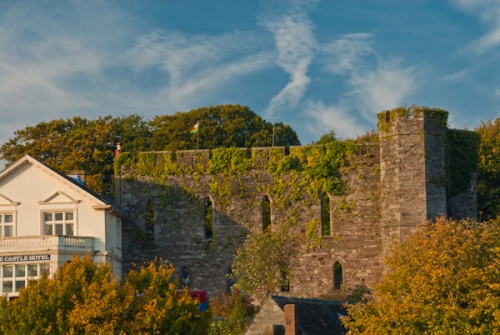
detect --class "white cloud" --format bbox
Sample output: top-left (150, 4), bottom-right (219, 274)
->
top-left (0, 1), bottom-right (274, 151)
top-left (322, 34), bottom-right (374, 75)
top-left (495, 85), bottom-right (500, 97)
top-left (350, 61), bottom-right (416, 118)
top-left (124, 30), bottom-right (273, 110)
top-left (304, 100), bottom-right (360, 139)
top-left (260, 4), bottom-right (317, 118)
top-left (450, 0), bottom-right (500, 52)
top-left (321, 34), bottom-right (417, 121)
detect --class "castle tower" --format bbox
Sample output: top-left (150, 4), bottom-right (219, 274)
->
top-left (378, 107), bottom-right (448, 255)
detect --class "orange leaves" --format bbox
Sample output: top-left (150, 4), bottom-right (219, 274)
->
top-left (344, 217), bottom-right (500, 334)
top-left (0, 256), bottom-right (211, 335)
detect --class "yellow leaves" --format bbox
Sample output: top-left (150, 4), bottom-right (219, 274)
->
top-left (0, 256), bottom-right (211, 335)
top-left (344, 217), bottom-right (500, 334)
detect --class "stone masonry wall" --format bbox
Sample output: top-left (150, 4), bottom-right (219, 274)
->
top-left (118, 107), bottom-right (478, 299)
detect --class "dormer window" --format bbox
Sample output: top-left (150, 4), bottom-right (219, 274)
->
top-left (0, 213), bottom-right (14, 237)
top-left (43, 211), bottom-right (75, 236)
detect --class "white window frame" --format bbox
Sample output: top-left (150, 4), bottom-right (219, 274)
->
top-left (0, 212), bottom-right (15, 238)
top-left (42, 210), bottom-right (76, 236)
top-left (0, 263), bottom-right (50, 296)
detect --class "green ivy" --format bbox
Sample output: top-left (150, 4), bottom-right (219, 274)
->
top-left (445, 129), bottom-right (481, 198)
top-left (377, 106), bottom-right (448, 134)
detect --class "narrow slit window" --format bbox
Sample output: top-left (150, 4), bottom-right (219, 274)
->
top-left (334, 262), bottom-right (343, 290)
top-left (146, 199), bottom-right (155, 241)
top-left (321, 194), bottom-right (331, 236)
top-left (204, 197), bottom-right (213, 239)
top-left (262, 195), bottom-right (271, 232)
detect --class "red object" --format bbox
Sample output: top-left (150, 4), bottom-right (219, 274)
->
top-left (177, 290), bottom-right (207, 303)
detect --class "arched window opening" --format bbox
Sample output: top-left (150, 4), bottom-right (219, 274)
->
top-left (262, 195), bottom-right (271, 232)
top-left (146, 199), bottom-right (155, 241)
top-left (204, 197), bottom-right (213, 239)
top-left (334, 262), bottom-right (343, 290)
top-left (180, 267), bottom-right (190, 288)
top-left (321, 194), bottom-right (331, 236)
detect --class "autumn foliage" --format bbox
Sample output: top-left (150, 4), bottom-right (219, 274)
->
top-left (0, 256), bottom-right (211, 335)
top-left (343, 217), bottom-right (500, 334)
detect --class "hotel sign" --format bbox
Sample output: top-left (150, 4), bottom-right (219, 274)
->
top-left (0, 255), bottom-right (50, 263)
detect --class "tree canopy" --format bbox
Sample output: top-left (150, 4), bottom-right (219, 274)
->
top-left (0, 105), bottom-right (300, 195)
top-left (343, 217), bottom-right (500, 334)
top-left (475, 117), bottom-right (500, 220)
top-left (230, 227), bottom-right (301, 303)
top-left (0, 255), bottom-right (211, 335)
top-left (149, 104), bottom-right (300, 151)
top-left (0, 114), bottom-right (150, 195)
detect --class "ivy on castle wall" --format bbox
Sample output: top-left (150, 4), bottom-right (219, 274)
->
top-left (377, 106), bottom-right (479, 199)
top-left (118, 141), bottom-right (363, 247)
top-left (377, 106), bottom-right (448, 134)
top-left (445, 129), bottom-right (480, 198)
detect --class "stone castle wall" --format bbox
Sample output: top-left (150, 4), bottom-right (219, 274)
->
top-left (117, 107), bottom-right (478, 299)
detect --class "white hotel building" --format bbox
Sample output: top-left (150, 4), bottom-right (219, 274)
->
top-left (0, 155), bottom-right (125, 299)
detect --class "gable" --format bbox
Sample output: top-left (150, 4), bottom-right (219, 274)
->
top-left (0, 194), bottom-right (20, 207)
top-left (38, 191), bottom-right (80, 205)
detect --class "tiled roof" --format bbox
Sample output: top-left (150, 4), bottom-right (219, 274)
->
top-left (271, 295), bottom-right (347, 335)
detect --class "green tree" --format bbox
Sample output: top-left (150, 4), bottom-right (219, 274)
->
top-left (0, 255), bottom-right (123, 334)
top-left (0, 256), bottom-right (210, 335)
top-left (231, 228), bottom-right (301, 303)
top-left (343, 217), bottom-right (500, 334)
top-left (475, 118), bottom-right (500, 220)
top-left (120, 260), bottom-right (211, 335)
top-left (0, 114), bottom-right (151, 195)
top-left (314, 130), bottom-right (338, 145)
top-left (208, 290), bottom-right (257, 335)
top-left (149, 104), bottom-right (300, 151)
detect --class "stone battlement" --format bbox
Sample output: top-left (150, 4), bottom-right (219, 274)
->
top-left (117, 106), bottom-right (479, 298)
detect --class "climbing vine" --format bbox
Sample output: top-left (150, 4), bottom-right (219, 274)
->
top-left (445, 129), bottom-right (480, 198)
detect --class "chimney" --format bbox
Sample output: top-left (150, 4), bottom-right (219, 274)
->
top-left (284, 304), bottom-right (299, 335)
top-left (115, 142), bottom-right (121, 157)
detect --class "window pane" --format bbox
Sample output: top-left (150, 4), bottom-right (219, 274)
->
top-left (66, 224), bottom-right (74, 236)
top-left (0, 215), bottom-right (2, 223)
top-left (4, 215), bottom-right (12, 223)
top-left (15, 280), bottom-right (25, 292)
top-left (4, 226), bottom-right (12, 237)
top-left (2, 281), bottom-right (12, 293)
top-left (65, 212), bottom-right (73, 221)
top-left (40, 264), bottom-right (50, 275)
top-left (55, 213), bottom-right (63, 221)
top-left (3, 265), bottom-right (13, 278)
top-left (55, 224), bottom-right (63, 235)
top-left (44, 224), bottom-right (53, 235)
top-left (15, 265), bottom-right (25, 277)
top-left (28, 265), bottom-right (38, 277)
top-left (44, 213), bottom-right (52, 222)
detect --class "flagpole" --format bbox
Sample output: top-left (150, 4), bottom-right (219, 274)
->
top-left (196, 121), bottom-right (199, 150)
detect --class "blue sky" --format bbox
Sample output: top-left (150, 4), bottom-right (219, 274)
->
top-left (0, 0), bottom-right (499, 154)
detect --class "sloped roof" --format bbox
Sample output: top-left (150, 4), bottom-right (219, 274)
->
top-left (271, 295), bottom-right (347, 335)
top-left (0, 155), bottom-right (126, 218)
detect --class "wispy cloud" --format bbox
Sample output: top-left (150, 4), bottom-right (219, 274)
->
top-left (322, 33), bottom-right (374, 75)
top-left (316, 34), bottom-right (418, 129)
top-left (0, 2), bottom-right (273, 150)
top-left (124, 30), bottom-right (273, 110)
top-left (495, 85), bottom-right (500, 98)
top-left (451, 0), bottom-right (500, 52)
top-left (304, 100), bottom-right (360, 140)
top-left (260, 1), bottom-right (317, 118)
top-left (350, 60), bottom-right (416, 118)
